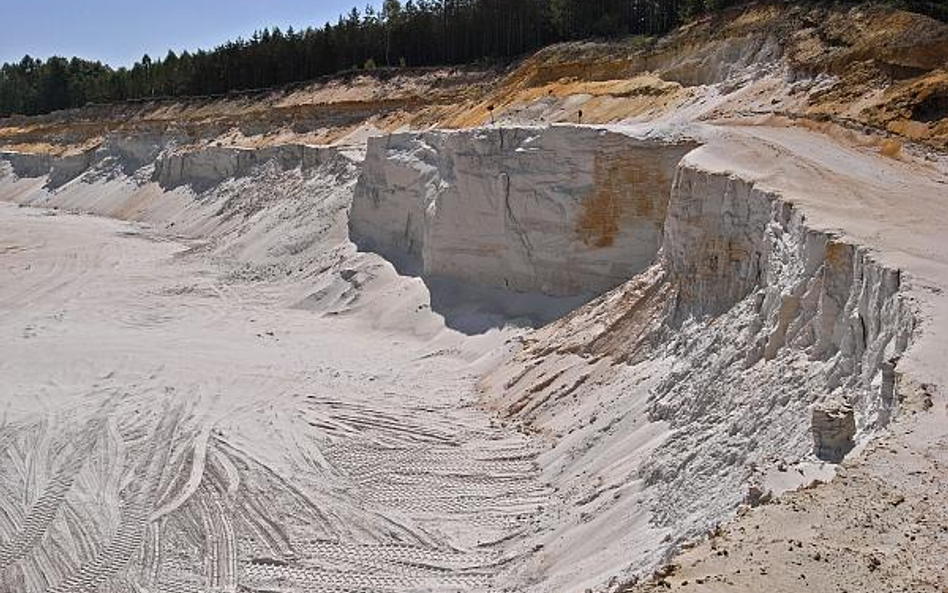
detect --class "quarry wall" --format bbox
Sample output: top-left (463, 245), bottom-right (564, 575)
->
top-left (0, 136), bottom-right (360, 287)
top-left (350, 126), bottom-right (695, 296)
top-left (0, 128), bottom-right (916, 448)
top-left (469, 137), bottom-right (918, 590)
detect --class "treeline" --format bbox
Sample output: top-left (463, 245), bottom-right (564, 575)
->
top-left (1, 0), bottom-right (944, 117)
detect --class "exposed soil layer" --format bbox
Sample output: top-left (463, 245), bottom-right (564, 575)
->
top-left (1, 4), bottom-right (945, 154)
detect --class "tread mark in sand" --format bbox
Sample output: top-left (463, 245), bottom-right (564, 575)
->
top-left (40, 406), bottom-right (178, 592)
top-left (0, 417), bottom-right (106, 573)
top-left (197, 484), bottom-right (238, 593)
top-left (138, 519), bottom-right (162, 591)
top-left (43, 502), bottom-right (148, 593)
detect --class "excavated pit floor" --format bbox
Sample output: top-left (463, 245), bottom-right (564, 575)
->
top-left (0, 202), bottom-right (547, 592)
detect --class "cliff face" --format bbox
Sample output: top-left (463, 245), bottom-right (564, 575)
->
top-left (666, 157), bottom-right (913, 399)
top-left (470, 128), bottom-right (926, 591)
top-left (152, 144), bottom-right (346, 192)
top-left (350, 126), bottom-right (694, 296)
top-left (345, 122), bottom-right (929, 590)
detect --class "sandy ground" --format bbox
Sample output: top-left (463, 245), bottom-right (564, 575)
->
top-left (633, 403), bottom-right (948, 593)
top-left (0, 202), bottom-right (545, 592)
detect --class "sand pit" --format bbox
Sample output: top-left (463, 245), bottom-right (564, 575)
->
top-left (0, 202), bottom-right (548, 592)
top-left (0, 116), bottom-right (945, 593)
top-left (1, 5), bottom-right (947, 590)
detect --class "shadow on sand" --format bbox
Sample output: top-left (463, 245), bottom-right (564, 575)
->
top-left (353, 240), bottom-right (591, 336)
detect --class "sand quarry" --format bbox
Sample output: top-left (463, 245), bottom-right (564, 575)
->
top-left (1, 4), bottom-right (947, 593)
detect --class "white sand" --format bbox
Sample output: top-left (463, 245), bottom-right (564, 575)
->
top-left (0, 201), bottom-right (547, 591)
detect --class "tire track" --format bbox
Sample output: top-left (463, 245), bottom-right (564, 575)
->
top-left (0, 203), bottom-right (551, 592)
top-left (43, 501), bottom-right (148, 593)
top-left (197, 485), bottom-right (237, 593)
top-left (0, 418), bottom-right (105, 573)
top-left (234, 494), bottom-right (294, 561)
top-left (40, 406), bottom-right (177, 592)
top-left (149, 424), bottom-right (211, 523)
top-left (137, 520), bottom-right (162, 592)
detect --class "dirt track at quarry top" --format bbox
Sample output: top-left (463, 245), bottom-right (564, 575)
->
top-left (0, 202), bottom-right (546, 592)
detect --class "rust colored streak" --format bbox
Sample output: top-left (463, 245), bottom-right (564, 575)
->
top-left (576, 150), bottom-right (668, 249)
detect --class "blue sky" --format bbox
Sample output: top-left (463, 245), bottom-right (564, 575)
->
top-left (1, 0), bottom-right (379, 67)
